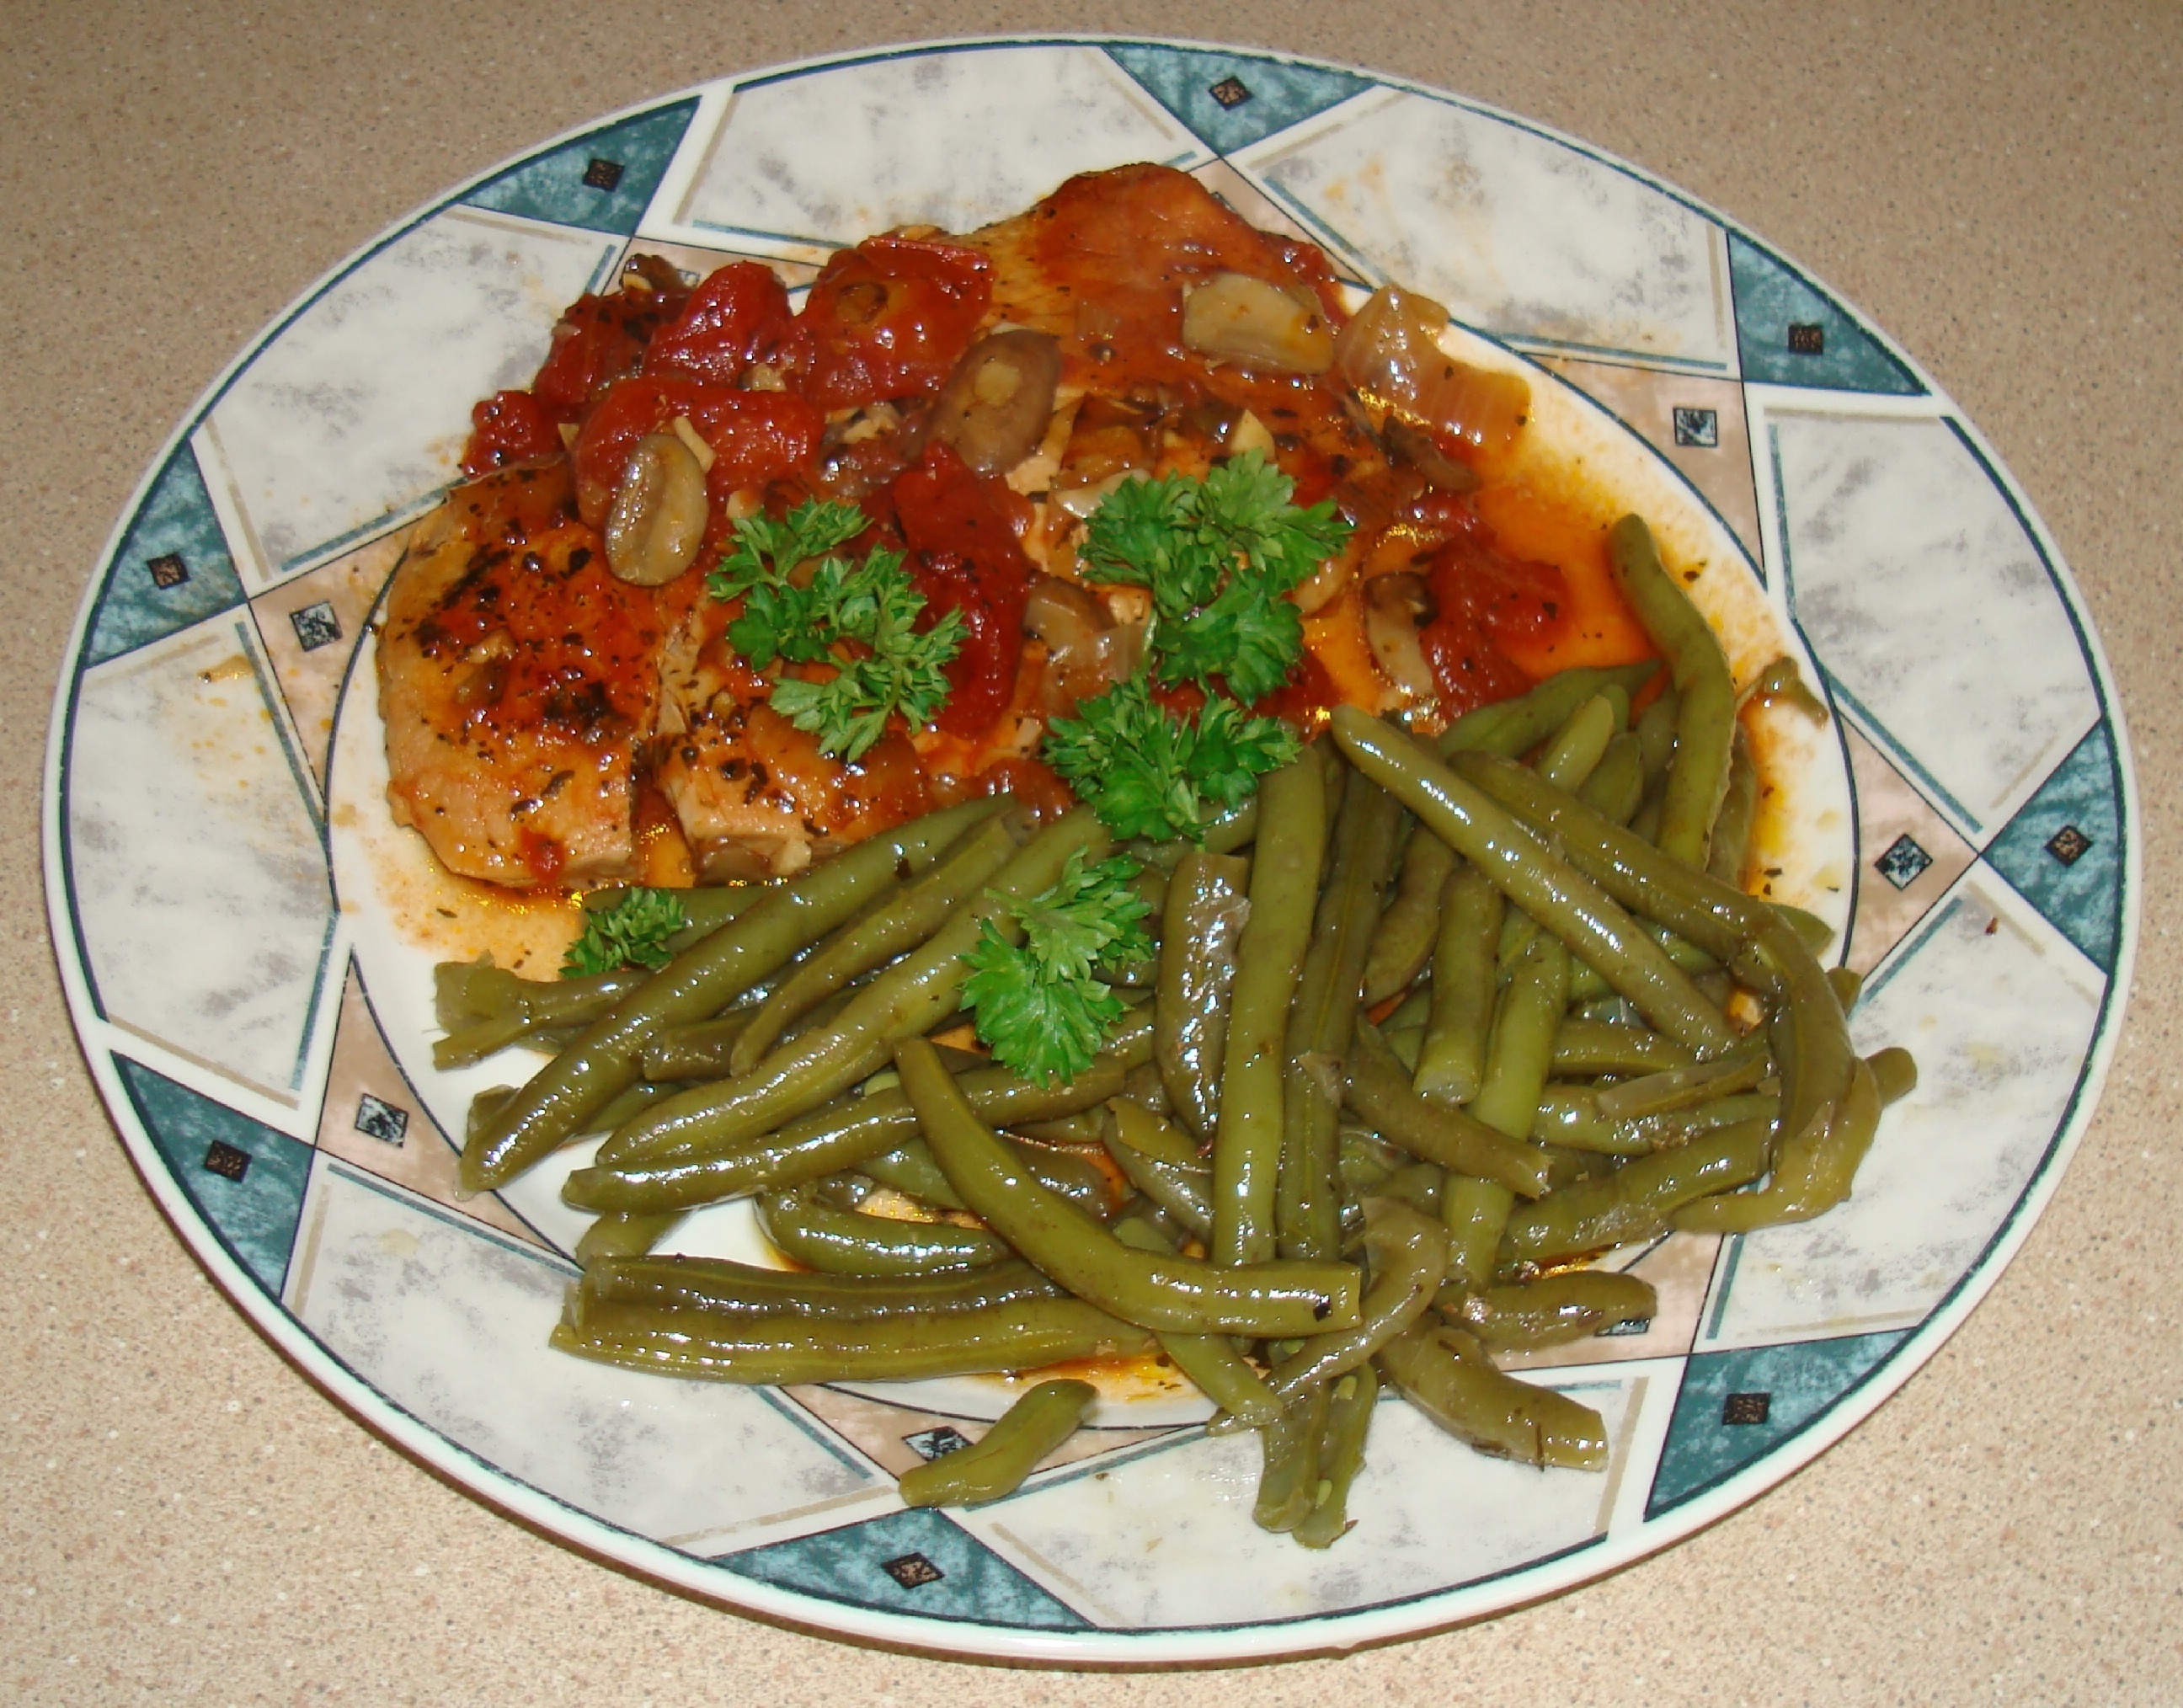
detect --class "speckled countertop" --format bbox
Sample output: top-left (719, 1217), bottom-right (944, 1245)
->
top-left (5, 3), bottom-right (2180, 1701)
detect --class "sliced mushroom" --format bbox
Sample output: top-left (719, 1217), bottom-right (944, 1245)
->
top-left (1382, 417), bottom-right (1481, 495)
top-left (604, 432), bottom-right (709, 586)
top-left (1364, 570), bottom-right (1440, 702)
top-left (926, 328), bottom-right (1065, 477)
top-left (1182, 271), bottom-right (1335, 375)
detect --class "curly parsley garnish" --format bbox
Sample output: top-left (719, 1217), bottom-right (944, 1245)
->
top-left (563, 887), bottom-right (687, 977)
top-left (1042, 675), bottom-right (1300, 843)
top-left (708, 498), bottom-right (964, 761)
top-left (960, 848), bottom-right (1155, 1083)
top-left (1079, 451), bottom-right (1351, 702)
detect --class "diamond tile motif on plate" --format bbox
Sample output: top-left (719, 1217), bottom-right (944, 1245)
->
top-left (1729, 233), bottom-right (1920, 393)
top-left (1246, 91), bottom-right (1735, 371)
top-left (1647, 1331), bottom-right (1907, 1516)
top-left (1984, 722), bottom-right (2125, 973)
top-left (462, 99), bottom-right (698, 236)
top-left (719, 1506), bottom-right (1090, 1630)
top-left (114, 1054), bottom-right (314, 1294)
top-left (1774, 412), bottom-right (2099, 835)
top-left (312, 962), bottom-right (544, 1248)
top-left (84, 447), bottom-right (248, 668)
top-left (1840, 720), bottom-right (1978, 975)
top-left (676, 46), bottom-right (1198, 257)
top-left (248, 527), bottom-right (406, 788)
top-left (1104, 42), bottom-right (1372, 155)
top-left (68, 620), bottom-right (334, 1100)
top-left (1535, 359), bottom-right (1762, 563)
top-left (1701, 878), bottom-right (2103, 1349)
top-left (196, 206), bottom-right (616, 584)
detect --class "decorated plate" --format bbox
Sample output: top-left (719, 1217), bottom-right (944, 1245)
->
top-left (43, 37), bottom-right (2134, 1664)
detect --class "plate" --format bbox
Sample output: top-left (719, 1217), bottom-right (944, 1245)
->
top-left (42, 37), bottom-right (2135, 1665)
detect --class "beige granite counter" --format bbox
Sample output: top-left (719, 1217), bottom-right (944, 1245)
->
top-left (4, 3), bottom-right (2179, 1700)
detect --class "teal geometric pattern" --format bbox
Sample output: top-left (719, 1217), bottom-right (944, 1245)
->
top-left (1647, 1329), bottom-right (1909, 1517)
top-left (1984, 722), bottom-right (2124, 972)
top-left (1105, 43), bottom-right (1373, 156)
top-left (112, 1054), bottom-right (314, 1295)
top-left (1728, 233), bottom-right (1923, 394)
top-left (85, 447), bottom-right (248, 667)
top-left (462, 99), bottom-right (699, 237)
top-left (717, 1505), bottom-right (1090, 1631)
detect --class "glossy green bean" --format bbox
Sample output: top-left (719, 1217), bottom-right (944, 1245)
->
top-left (1440, 1176), bottom-right (1516, 1287)
top-left (1280, 770), bottom-right (1401, 1261)
top-left (552, 1294), bottom-right (1151, 1385)
top-left (1577, 730), bottom-right (1647, 827)
top-left (1106, 1100), bottom-right (1207, 1171)
top-left (1293, 1365), bottom-right (1379, 1549)
top-left (899, 1036), bottom-right (1361, 1337)
top-left (1253, 1383), bottom-right (1333, 1534)
top-left (1376, 1324), bottom-right (1609, 1470)
top-left (1536, 692), bottom-right (1620, 793)
top-left (897, 1379), bottom-right (1097, 1507)
top-left (1109, 1215), bottom-right (1286, 1428)
top-left (461, 798), bottom-right (1003, 1193)
top-left (1332, 708), bottom-right (1735, 1056)
top-left (729, 818), bottom-right (1022, 1076)
top-left (860, 1137), bottom-right (968, 1209)
top-left (573, 1210), bottom-right (685, 1263)
top-left (602, 809), bottom-right (1107, 1171)
top-left (1446, 1270), bottom-right (1657, 1352)
top-left (1707, 725), bottom-right (1759, 885)
top-left (1634, 686), bottom-right (1680, 793)
top-left (1438, 662), bottom-right (1661, 759)
top-left (1371, 1161), bottom-right (1444, 1217)
top-left (1675, 1056), bottom-right (1881, 1233)
top-left (1533, 1086), bottom-right (1779, 1156)
top-left (1468, 935), bottom-right (1569, 1140)
top-left (1214, 753), bottom-right (1328, 1267)
top-left (1345, 1022), bottom-right (1556, 1198)
top-left (1155, 851), bottom-right (1251, 1140)
top-left (1593, 1038), bottom-right (1771, 1122)
top-left (1266, 1198), bottom-right (1449, 1401)
top-left (1414, 865), bottom-right (1502, 1104)
top-left (756, 1183), bottom-right (1014, 1276)
top-left (639, 1010), bottom-right (758, 1080)
top-left (1609, 515), bottom-right (1736, 867)
top-left (1363, 822), bottom-right (1455, 1005)
top-left (1551, 1020), bottom-right (1695, 1076)
top-left (1499, 1115), bottom-right (1772, 1264)
top-left (434, 965), bottom-right (652, 1069)
top-left (1869, 1046), bottom-right (1917, 1105)
top-left (584, 1252), bottom-right (1059, 1321)
top-left (1828, 966), bottom-right (1865, 1015)
top-left (1567, 924), bottom-right (1719, 1001)
top-left (1747, 654), bottom-right (1831, 724)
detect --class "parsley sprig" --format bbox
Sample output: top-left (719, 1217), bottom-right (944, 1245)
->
top-left (960, 849), bottom-right (1155, 1083)
top-left (708, 499), bottom-right (964, 761)
top-left (1043, 675), bottom-right (1300, 843)
top-left (563, 887), bottom-right (687, 977)
top-left (1079, 451), bottom-right (1351, 702)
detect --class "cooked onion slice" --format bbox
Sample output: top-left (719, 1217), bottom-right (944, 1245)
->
top-left (1182, 272), bottom-right (1335, 375)
top-left (1335, 285), bottom-right (1529, 457)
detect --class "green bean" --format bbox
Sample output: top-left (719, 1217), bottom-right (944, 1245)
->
top-left (460, 798), bottom-right (1005, 1193)
top-left (1468, 935), bottom-right (1569, 1140)
top-left (1014, 1110), bottom-right (1108, 1145)
top-left (1707, 725), bottom-right (1759, 885)
top-left (1828, 966), bottom-right (1865, 1015)
top-left (1567, 923), bottom-right (1720, 1001)
top-left (1869, 1046), bottom-right (1917, 1105)
top-left (1345, 1022), bottom-right (1556, 1198)
top-left (1609, 515), bottom-right (1736, 868)
top-left (1363, 824), bottom-right (1455, 1005)
top-left (1675, 1056), bottom-right (1881, 1233)
top-left (1376, 1324), bottom-right (1608, 1470)
top-left (1441, 1176), bottom-right (1516, 1287)
top-left (1445, 1270), bottom-right (1657, 1353)
top-left (1499, 1115), bottom-right (1772, 1264)
top-left (1747, 654), bottom-right (1831, 724)
top-left (1294, 1365), bottom-right (1380, 1549)
top-left (1577, 731), bottom-right (1647, 827)
top-left (1007, 1139), bottom-right (1119, 1215)
top-left (1634, 686), bottom-right (1680, 794)
top-left (729, 817), bottom-right (1022, 1076)
top-left (602, 808), bottom-right (1106, 1171)
top-left (1552, 1020), bottom-right (1695, 1076)
top-left (1108, 1215), bottom-right (1286, 1428)
top-left (1438, 662), bottom-right (1661, 759)
top-left (1156, 851), bottom-right (1251, 1140)
top-left (432, 965), bottom-right (652, 1070)
top-left (629, 881), bottom-right (766, 951)
top-left (563, 1015), bottom-right (1150, 1215)
top-left (1254, 1383), bottom-right (1333, 1533)
top-left (1372, 1161), bottom-right (1444, 1217)
top-left (1103, 1142), bottom-right (1209, 1236)
top-left (859, 1138), bottom-right (966, 1209)
top-left (1107, 1100), bottom-right (1207, 1171)
top-left (1281, 769), bottom-right (1402, 1261)
top-left (1214, 753), bottom-right (1328, 1267)
top-left (1332, 709), bottom-right (1735, 1056)
top-left (1536, 691), bottom-right (1620, 793)
top-left (1338, 1125), bottom-right (1402, 1200)
top-left (639, 1010), bottom-right (758, 1080)
top-left (897, 1379), bottom-right (1097, 1508)
top-left (756, 1183), bottom-right (1014, 1276)
top-left (898, 1036), bottom-right (1361, 1337)
top-left (1125, 795), bottom-right (1259, 870)
top-left (552, 1294), bottom-right (1151, 1385)
top-left (583, 1252), bottom-right (1059, 1321)
top-left (573, 1210), bottom-right (685, 1263)
top-left (1533, 1086), bottom-right (1780, 1156)
top-left (1775, 903), bottom-right (1835, 954)
top-left (1266, 1198), bottom-right (1449, 1401)
top-left (1414, 866), bottom-right (1503, 1104)
top-left (1593, 1038), bottom-right (1771, 1123)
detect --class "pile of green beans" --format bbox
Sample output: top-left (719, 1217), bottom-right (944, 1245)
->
top-left (439, 514), bottom-right (1916, 1544)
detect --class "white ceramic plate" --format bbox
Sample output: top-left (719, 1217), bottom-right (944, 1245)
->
top-left (43, 37), bottom-right (2135, 1665)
